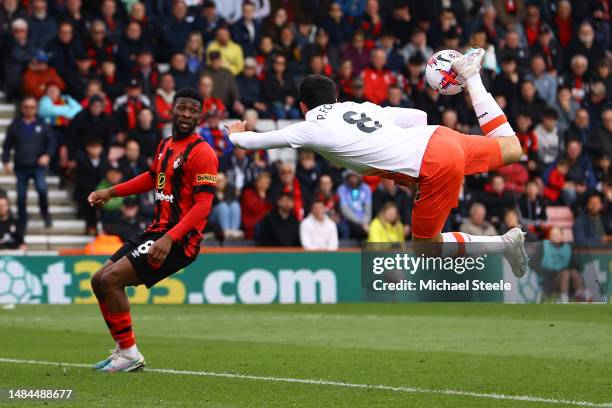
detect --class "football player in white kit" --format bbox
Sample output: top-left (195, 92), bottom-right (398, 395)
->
top-left (228, 48), bottom-right (529, 277)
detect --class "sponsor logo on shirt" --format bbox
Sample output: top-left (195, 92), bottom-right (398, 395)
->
top-left (155, 191), bottom-right (174, 203)
top-left (157, 172), bottom-right (166, 189)
top-left (195, 174), bottom-right (217, 185)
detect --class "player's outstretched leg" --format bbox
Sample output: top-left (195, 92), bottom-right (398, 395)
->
top-left (95, 257), bottom-right (145, 372)
top-left (452, 48), bottom-right (523, 165)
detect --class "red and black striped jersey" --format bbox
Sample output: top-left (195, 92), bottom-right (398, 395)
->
top-left (146, 133), bottom-right (218, 257)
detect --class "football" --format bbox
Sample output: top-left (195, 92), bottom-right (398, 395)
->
top-left (425, 49), bottom-right (465, 95)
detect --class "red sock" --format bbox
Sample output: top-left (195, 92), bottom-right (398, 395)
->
top-left (97, 300), bottom-right (115, 338)
top-left (108, 311), bottom-right (136, 349)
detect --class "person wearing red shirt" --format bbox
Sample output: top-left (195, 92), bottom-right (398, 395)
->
top-left (361, 48), bottom-right (397, 104)
top-left (241, 171), bottom-right (273, 239)
top-left (87, 88), bottom-right (218, 372)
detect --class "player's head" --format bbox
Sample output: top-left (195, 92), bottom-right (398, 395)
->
top-left (298, 74), bottom-right (337, 114)
top-left (171, 87), bottom-right (203, 139)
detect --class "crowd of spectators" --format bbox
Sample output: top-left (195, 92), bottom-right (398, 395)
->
top-left (0, 0), bottom-right (610, 250)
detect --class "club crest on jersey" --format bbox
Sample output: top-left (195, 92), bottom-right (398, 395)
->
top-left (173, 153), bottom-right (184, 169)
top-left (157, 172), bottom-right (166, 189)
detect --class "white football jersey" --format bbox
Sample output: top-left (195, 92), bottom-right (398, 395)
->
top-left (230, 102), bottom-right (438, 183)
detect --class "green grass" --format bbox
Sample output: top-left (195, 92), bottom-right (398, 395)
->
top-left (0, 304), bottom-right (611, 407)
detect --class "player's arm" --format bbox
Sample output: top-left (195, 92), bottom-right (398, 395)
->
top-left (87, 171), bottom-right (156, 207)
top-left (147, 148), bottom-right (218, 265)
top-left (226, 120), bottom-right (313, 150)
top-left (382, 107), bottom-right (428, 128)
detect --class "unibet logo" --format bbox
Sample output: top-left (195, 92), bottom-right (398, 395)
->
top-left (155, 192), bottom-right (174, 203)
top-left (157, 172), bottom-right (166, 189)
top-left (0, 258), bottom-right (43, 304)
top-left (196, 174), bottom-right (217, 184)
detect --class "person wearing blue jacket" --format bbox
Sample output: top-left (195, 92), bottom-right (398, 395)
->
top-left (2, 97), bottom-right (56, 228)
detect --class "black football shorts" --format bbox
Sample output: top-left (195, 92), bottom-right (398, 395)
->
top-left (110, 231), bottom-right (196, 288)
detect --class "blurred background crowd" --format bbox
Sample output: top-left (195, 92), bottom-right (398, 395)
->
top-left (0, 0), bottom-right (610, 252)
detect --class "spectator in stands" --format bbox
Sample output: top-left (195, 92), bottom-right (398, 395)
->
top-left (480, 175), bottom-right (516, 225)
top-left (118, 139), bottom-right (148, 180)
top-left (236, 57), bottom-right (266, 116)
top-left (198, 74), bottom-right (226, 115)
top-left (74, 138), bottom-right (108, 235)
top-left (544, 159), bottom-right (569, 205)
top-left (206, 25), bottom-right (244, 76)
top-left (573, 193), bottom-right (608, 244)
top-left (561, 55), bottom-right (590, 104)
top-left (96, 166), bottom-right (126, 223)
top-left (532, 24), bottom-right (562, 73)
top-left (231, 1), bottom-right (261, 58)
top-left (593, 59), bottom-right (611, 96)
top-left (494, 56), bottom-right (520, 111)
top-left (517, 80), bottom-right (547, 123)
top-left (295, 150), bottom-right (321, 195)
top-left (4, 19), bottom-right (33, 100)
top-left (100, 0), bottom-right (124, 40)
top-left (38, 82), bottom-right (82, 129)
top-left (46, 21), bottom-right (82, 81)
top-left (127, 107), bottom-right (159, 161)
top-left (338, 170), bottom-right (371, 240)
top-left (497, 30), bottom-right (529, 75)
top-left (159, 1), bottom-right (192, 61)
top-left (300, 200), bottom-right (338, 250)
top-left (553, 0), bottom-right (573, 48)
top-left (131, 49), bottom-right (160, 98)
top-left (553, 86), bottom-right (579, 137)
top-left (21, 50), bottom-right (65, 99)
top-left (527, 54), bottom-right (557, 106)
top-left (2, 97), bottom-right (55, 228)
top-left (0, 0), bottom-right (26, 33)
top-left (85, 20), bottom-right (117, 72)
top-left (372, 179), bottom-right (411, 237)
top-left (400, 27), bottom-right (432, 63)
top-left (263, 54), bottom-right (299, 119)
top-left (320, 2), bottom-right (353, 45)
top-left (153, 73), bottom-right (175, 134)
top-left (342, 30), bottom-right (369, 75)
top-left (221, 146), bottom-right (259, 192)
top-left (256, 192), bottom-right (300, 246)
top-left (587, 108), bottom-right (612, 160)
top-left (168, 52), bottom-right (197, 90)
top-left (64, 51), bottom-right (97, 101)
top-left (269, 161), bottom-right (311, 221)
top-left (583, 82), bottom-right (609, 130)
top-left (241, 171), bottom-right (272, 239)
top-left (565, 108), bottom-right (591, 146)
top-left (301, 27), bottom-right (340, 75)
top-left (535, 108), bottom-right (560, 169)
top-left (533, 226), bottom-right (584, 303)
top-left (210, 172), bottom-right (243, 240)
top-left (368, 202), bottom-right (405, 243)
top-left (103, 197), bottom-right (147, 241)
top-left (362, 48), bottom-right (396, 104)
top-left (113, 78), bottom-right (152, 133)
top-left (0, 194), bottom-right (24, 250)
top-left (194, 1), bottom-right (226, 45)
top-left (518, 180), bottom-right (547, 229)
top-left (460, 203), bottom-right (497, 236)
top-left (118, 21), bottom-right (147, 70)
top-left (203, 51), bottom-right (243, 115)
top-left (184, 32), bottom-right (205, 74)
top-left (61, 0), bottom-right (86, 39)
top-left (27, 0), bottom-right (57, 49)
top-left (498, 208), bottom-right (537, 241)
top-left (67, 94), bottom-right (114, 159)
top-left (567, 22), bottom-right (605, 69)
top-left (200, 107), bottom-right (232, 158)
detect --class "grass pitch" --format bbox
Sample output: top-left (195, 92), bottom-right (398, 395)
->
top-left (0, 303), bottom-right (611, 407)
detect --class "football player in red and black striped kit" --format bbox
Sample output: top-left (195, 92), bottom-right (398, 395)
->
top-left (87, 88), bottom-right (218, 372)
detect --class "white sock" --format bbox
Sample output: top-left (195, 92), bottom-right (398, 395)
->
top-left (120, 344), bottom-right (139, 359)
top-left (559, 293), bottom-right (569, 303)
top-left (467, 75), bottom-right (515, 138)
top-left (441, 231), bottom-right (507, 257)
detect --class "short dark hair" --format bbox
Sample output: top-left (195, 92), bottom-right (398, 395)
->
top-left (298, 74), bottom-right (337, 110)
top-left (173, 87), bottom-right (202, 105)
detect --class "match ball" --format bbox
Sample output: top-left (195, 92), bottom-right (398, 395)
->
top-left (425, 49), bottom-right (465, 95)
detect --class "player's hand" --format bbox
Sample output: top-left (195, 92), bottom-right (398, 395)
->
top-left (88, 188), bottom-right (115, 208)
top-left (148, 234), bottom-right (173, 266)
top-left (3, 163), bottom-right (12, 174)
top-left (224, 120), bottom-right (247, 135)
top-left (37, 154), bottom-right (50, 167)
